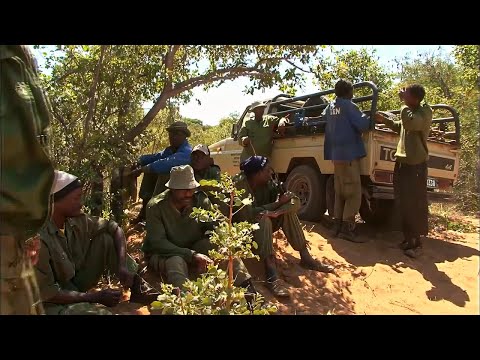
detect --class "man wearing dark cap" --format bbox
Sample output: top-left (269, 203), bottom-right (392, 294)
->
top-left (323, 79), bottom-right (372, 242)
top-left (233, 156), bottom-right (335, 298)
top-left (131, 121), bottom-right (192, 224)
top-left (143, 165), bottom-right (257, 297)
top-left (1, 45), bottom-right (55, 315)
top-left (35, 170), bottom-right (160, 315)
top-left (238, 101), bottom-right (288, 162)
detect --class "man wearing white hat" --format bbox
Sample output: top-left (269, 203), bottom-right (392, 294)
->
top-left (143, 165), bottom-right (256, 296)
top-left (190, 144), bottom-right (221, 182)
top-left (35, 170), bottom-right (160, 315)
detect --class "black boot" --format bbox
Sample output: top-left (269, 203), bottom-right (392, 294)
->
top-left (338, 221), bottom-right (365, 243)
top-left (404, 237), bottom-right (423, 258)
top-left (129, 274), bottom-right (162, 305)
top-left (332, 218), bottom-right (343, 237)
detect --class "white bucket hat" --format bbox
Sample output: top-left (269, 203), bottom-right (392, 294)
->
top-left (165, 165), bottom-right (200, 190)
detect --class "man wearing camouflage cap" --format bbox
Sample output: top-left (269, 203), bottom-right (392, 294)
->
top-left (131, 121), bottom-right (192, 225)
top-left (238, 101), bottom-right (288, 162)
top-left (142, 165), bottom-right (257, 296)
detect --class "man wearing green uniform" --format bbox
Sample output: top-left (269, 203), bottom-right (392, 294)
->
top-left (143, 165), bottom-right (256, 295)
top-left (35, 171), bottom-right (160, 315)
top-left (233, 156), bottom-right (335, 298)
top-left (238, 102), bottom-right (287, 162)
top-left (374, 84), bottom-right (432, 258)
top-left (190, 144), bottom-right (221, 182)
top-left (1, 45), bottom-right (55, 315)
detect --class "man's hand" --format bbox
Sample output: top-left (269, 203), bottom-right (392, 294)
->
top-left (118, 266), bottom-right (134, 289)
top-left (130, 166), bottom-right (143, 178)
top-left (241, 137), bottom-right (251, 147)
top-left (278, 192), bottom-right (294, 205)
top-left (91, 289), bottom-right (122, 307)
top-left (24, 235), bottom-right (41, 266)
top-left (192, 253), bottom-right (213, 273)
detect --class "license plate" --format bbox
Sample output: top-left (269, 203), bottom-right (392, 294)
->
top-left (427, 178), bottom-right (437, 188)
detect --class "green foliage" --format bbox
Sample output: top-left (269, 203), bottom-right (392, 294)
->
top-left (38, 45), bottom-right (323, 213)
top-left (312, 47), bottom-right (396, 111)
top-left (150, 173), bottom-right (277, 315)
top-left (151, 266), bottom-right (276, 315)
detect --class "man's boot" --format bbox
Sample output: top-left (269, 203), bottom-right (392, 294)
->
top-left (129, 274), bottom-right (162, 305)
top-left (404, 237), bottom-right (423, 258)
top-left (338, 221), bottom-right (365, 243)
top-left (332, 218), bottom-right (343, 237)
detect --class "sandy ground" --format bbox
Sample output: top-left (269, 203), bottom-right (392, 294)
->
top-left (111, 212), bottom-right (479, 315)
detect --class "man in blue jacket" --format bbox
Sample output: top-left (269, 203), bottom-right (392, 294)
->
top-left (323, 79), bottom-right (372, 242)
top-left (131, 121), bottom-right (192, 224)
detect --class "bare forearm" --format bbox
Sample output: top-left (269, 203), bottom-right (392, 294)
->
top-left (48, 290), bottom-right (95, 305)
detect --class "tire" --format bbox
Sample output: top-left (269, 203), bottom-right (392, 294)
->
top-left (284, 165), bottom-right (326, 221)
top-left (326, 175), bottom-right (335, 217)
top-left (359, 197), bottom-right (393, 225)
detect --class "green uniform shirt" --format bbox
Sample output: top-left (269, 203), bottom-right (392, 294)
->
top-left (195, 164), bottom-right (221, 182)
top-left (143, 190), bottom-right (214, 263)
top-left (384, 104), bottom-right (433, 165)
top-left (238, 114), bottom-right (283, 161)
top-left (36, 214), bottom-right (119, 301)
top-left (232, 172), bottom-right (281, 223)
top-left (0, 45), bottom-right (55, 238)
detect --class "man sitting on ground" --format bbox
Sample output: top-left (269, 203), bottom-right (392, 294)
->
top-left (35, 170), bottom-right (160, 315)
top-left (233, 156), bottom-right (335, 298)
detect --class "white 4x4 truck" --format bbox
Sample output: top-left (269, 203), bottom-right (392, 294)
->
top-left (209, 81), bottom-right (461, 224)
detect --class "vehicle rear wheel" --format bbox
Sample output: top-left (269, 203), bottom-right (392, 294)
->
top-left (285, 165), bottom-right (326, 221)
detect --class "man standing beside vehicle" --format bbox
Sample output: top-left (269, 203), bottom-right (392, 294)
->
top-left (323, 79), bottom-right (372, 243)
top-left (374, 84), bottom-right (432, 258)
top-left (238, 102), bottom-right (288, 162)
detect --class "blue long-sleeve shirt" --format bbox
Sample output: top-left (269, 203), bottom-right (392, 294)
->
top-left (139, 140), bottom-right (192, 174)
top-left (323, 98), bottom-right (372, 162)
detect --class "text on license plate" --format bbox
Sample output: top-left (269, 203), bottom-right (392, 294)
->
top-left (427, 178), bottom-right (437, 188)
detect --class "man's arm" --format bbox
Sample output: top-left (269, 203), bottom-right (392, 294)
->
top-left (347, 102), bottom-right (372, 132)
top-left (143, 147), bottom-right (191, 174)
top-left (145, 203), bottom-right (195, 263)
top-left (375, 112), bottom-right (402, 133)
top-left (400, 105), bottom-right (432, 131)
top-left (138, 148), bottom-right (169, 166)
top-left (238, 118), bottom-right (250, 146)
top-left (0, 46), bottom-right (55, 238)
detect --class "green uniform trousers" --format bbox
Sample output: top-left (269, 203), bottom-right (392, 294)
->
top-left (44, 232), bottom-right (138, 315)
top-left (147, 238), bottom-right (250, 290)
top-left (333, 158), bottom-right (362, 222)
top-left (254, 198), bottom-right (307, 259)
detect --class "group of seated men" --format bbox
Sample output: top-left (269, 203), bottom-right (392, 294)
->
top-left (33, 121), bottom-right (334, 314)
